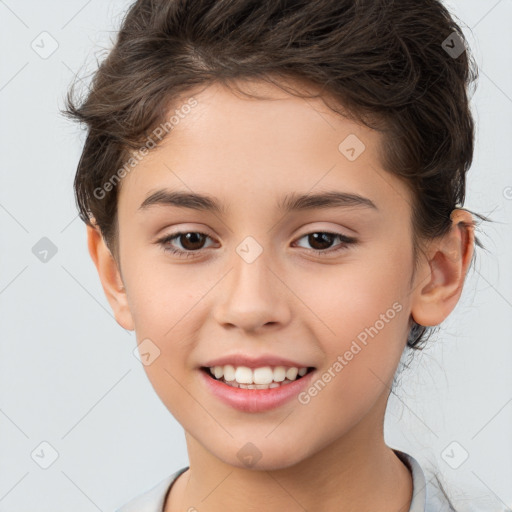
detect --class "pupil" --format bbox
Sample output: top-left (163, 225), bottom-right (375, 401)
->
top-left (310, 233), bottom-right (333, 250)
top-left (182, 232), bottom-right (204, 250)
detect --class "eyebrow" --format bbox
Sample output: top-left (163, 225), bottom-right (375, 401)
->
top-left (138, 189), bottom-right (378, 214)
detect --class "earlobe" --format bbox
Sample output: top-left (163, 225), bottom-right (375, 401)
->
top-left (411, 209), bottom-right (475, 327)
top-left (86, 224), bottom-right (135, 331)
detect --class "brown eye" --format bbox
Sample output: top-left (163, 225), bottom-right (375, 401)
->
top-left (307, 232), bottom-right (336, 250)
top-left (158, 231), bottom-right (215, 257)
top-left (176, 232), bottom-right (208, 251)
top-left (294, 231), bottom-right (357, 256)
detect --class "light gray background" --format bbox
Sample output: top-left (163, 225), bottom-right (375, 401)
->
top-left (0, 0), bottom-right (511, 510)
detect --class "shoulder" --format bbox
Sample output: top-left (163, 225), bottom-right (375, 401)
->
top-left (394, 449), bottom-right (511, 512)
top-left (115, 467), bottom-right (189, 512)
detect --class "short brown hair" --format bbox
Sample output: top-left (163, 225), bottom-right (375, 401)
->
top-left (65, 0), bottom-right (486, 350)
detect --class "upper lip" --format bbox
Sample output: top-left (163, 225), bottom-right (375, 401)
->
top-left (201, 354), bottom-right (314, 369)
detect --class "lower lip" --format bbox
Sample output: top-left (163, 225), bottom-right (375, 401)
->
top-left (199, 368), bottom-right (316, 413)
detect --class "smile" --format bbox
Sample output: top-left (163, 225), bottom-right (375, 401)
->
top-left (199, 365), bottom-right (317, 413)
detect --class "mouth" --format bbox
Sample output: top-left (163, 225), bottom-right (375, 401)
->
top-left (199, 364), bottom-right (318, 413)
top-left (200, 365), bottom-right (316, 390)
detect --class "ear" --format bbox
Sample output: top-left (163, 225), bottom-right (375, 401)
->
top-left (86, 224), bottom-right (135, 331)
top-left (411, 209), bottom-right (475, 327)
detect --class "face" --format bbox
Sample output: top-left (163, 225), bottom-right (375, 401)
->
top-left (112, 79), bottom-right (422, 469)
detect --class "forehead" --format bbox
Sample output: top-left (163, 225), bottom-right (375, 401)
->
top-left (165, 78), bottom-right (375, 162)
top-left (118, 79), bottom-right (412, 219)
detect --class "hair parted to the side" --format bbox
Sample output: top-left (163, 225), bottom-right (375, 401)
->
top-left (64, 0), bottom-right (488, 353)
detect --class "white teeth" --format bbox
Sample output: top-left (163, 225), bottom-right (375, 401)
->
top-left (223, 365), bottom-right (236, 382)
top-left (235, 366), bottom-right (253, 384)
top-left (273, 366), bottom-right (286, 382)
top-left (208, 364), bottom-right (310, 385)
top-left (227, 380), bottom-right (291, 389)
top-left (286, 367), bottom-right (298, 380)
top-left (253, 367), bottom-right (274, 385)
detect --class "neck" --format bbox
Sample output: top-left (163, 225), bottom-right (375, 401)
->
top-left (165, 414), bottom-right (413, 512)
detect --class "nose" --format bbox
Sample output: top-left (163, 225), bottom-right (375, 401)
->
top-left (212, 248), bottom-right (291, 333)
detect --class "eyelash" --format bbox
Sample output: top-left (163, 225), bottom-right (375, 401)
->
top-left (156, 230), bottom-right (357, 258)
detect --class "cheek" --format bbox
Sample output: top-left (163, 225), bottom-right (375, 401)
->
top-left (122, 248), bottom-right (205, 335)
top-left (293, 251), bottom-right (410, 340)
top-left (292, 251), bottom-right (411, 387)
top-left (293, 272), bottom-right (409, 433)
top-left (123, 264), bottom-right (202, 415)
top-left (122, 257), bottom-right (216, 396)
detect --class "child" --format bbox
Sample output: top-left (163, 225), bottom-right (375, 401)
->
top-left (65, 0), bottom-right (503, 510)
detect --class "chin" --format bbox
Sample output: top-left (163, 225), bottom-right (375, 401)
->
top-left (212, 442), bottom-right (311, 472)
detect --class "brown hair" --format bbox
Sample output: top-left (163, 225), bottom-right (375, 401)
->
top-left (64, 0), bottom-right (487, 351)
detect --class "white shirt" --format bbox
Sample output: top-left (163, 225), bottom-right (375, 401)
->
top-left (115, 449), bottom-right (510, 512)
